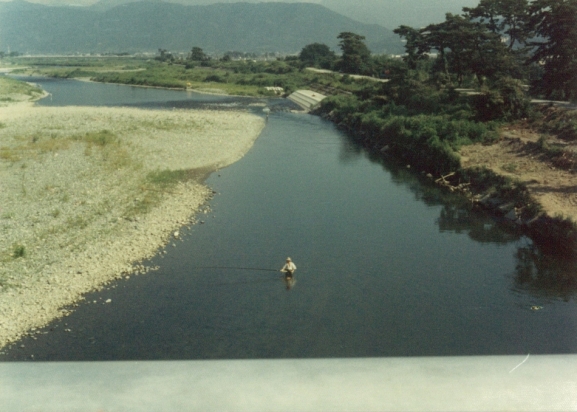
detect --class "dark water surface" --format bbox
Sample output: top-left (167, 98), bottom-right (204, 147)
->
top-left (2, 78), bottom-right (577, 360)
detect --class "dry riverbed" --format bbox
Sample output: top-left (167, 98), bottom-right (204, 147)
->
top-left (460, 116), bottom-right (577, 222)
top-left (0, 95), bottom-right (264, 348)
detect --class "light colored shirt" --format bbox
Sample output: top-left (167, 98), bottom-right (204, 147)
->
top-left (282, 262), bottom-right (296, 272)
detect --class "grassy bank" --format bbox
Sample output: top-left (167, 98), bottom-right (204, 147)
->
top-left (8, 56), bottom-right (377, 97)
top-left (8, 57), bottom-right (577, 256)
top-left (314, 78), bottom-right (577, 258)
top-left (317, 93), bottom-right (498, 175)
top-left (0, 75), bottom-right (44, 104)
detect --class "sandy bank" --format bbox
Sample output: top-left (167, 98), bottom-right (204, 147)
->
top-left (461, 120), bottom-right (577, 223)
top-left (0, 103), bottom-right (265, 348)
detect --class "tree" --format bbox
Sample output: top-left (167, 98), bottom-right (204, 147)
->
top-left (336, 32), bottom-right (373, 75)
top-left (528, 0), bottom-right (577, 101)
top-left (463, 0), bottom-right (530, 50)
top-left (189, 47), bottom-right (210, 61)
top-left (444, 14), bottom-right (514, 85)
top-left (156, 48), bottom-right (173, 62)
top-left (393, 25), bottom-right (430, 70)
top-left (299, 43), bottom-right (336, 69)
top-left (395, 12), bottom-right (516, 86)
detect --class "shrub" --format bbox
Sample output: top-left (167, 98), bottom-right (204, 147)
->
top-left (474, 77), bottom-right (531, 121)
top-left (204, 74), bottom-right (224, 83)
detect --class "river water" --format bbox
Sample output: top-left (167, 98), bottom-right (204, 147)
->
top-left (2, 78), bottom-right (577, 360)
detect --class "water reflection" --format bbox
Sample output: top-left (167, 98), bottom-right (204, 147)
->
top-left (437, 204), bottom-right (521, 244)
top-left (514, 245), bottom-right (577, 301)
top-left (284, 274), bottom-right (296, 291)
top-left (341, 132), bottom-right (577, 301)
top-left (3, 78), bottom-right (573, 360)
top-left (337, 137), bottom-right (364, 165)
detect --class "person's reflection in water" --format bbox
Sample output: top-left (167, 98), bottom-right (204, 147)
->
top-left (280, 257), bottom-right (297, 291)
top-left (284, 273), bottom-right (296, 291)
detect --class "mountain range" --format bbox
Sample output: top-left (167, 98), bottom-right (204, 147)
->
top-left (0, 1), bottom-right (405, 55)
top-left (0, 0), bottom-right (481, 30)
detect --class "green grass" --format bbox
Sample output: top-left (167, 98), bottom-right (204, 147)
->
top-left (70, 130), bottom-right (134, 169)
top-left (72, 130), bottom-right (118, 146)
top-left (10, 56), bottom-right (145, 79)
top-left (124, 169), bottom-right (199, 217)
top-left (0, 76), bottom-right (43, 96)
top-left (65, 215), bottom-right (89, 229)
top-left (317, 93), bottom-right (499, 175)
top-left (11, 56), bottom-right (377, 97)
top-left (12, 244), bottom-right (26, 259)
top-left (0, 147), bottom-right (20, 162)
top-left (146, 169), bottom-right (193, 187)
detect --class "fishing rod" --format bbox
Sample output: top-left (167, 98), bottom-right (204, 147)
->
top-left (197, 278), bottom-right (281, 287)
top-left (191, 266), bottom-right (279, 273)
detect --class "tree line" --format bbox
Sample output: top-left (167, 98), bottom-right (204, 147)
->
top-left (0, 51), bottom-right (21, 58)
top-left (152, 0), bottom-right (575, 102)
top-left (300, 0), bottom-right (576, 102)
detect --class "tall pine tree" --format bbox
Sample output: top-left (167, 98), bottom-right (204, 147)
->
top-left (529, 0), bottom-right (577, 101)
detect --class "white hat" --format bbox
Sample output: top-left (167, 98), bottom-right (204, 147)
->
top-left (286, 257), bottom-right (291, 261)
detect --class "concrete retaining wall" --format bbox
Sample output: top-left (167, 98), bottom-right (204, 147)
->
top-left (287, 89), bottom-right (327, 111)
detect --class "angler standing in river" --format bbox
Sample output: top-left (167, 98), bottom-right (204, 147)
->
top-left (281, 257), bottom-right (296, 277)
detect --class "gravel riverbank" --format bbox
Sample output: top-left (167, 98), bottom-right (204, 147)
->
top-left (0, 100), bottom-right (265, 348)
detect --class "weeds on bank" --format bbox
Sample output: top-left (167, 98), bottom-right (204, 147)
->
top-left (11, 244), bottom-right (26, 259)
top-left (125, 169), bottom-right (197, 216)
top-left (459, 166), bottom-right (542, 218)
top-left (139, 119), bottom-right (199, 132)
top-left (536, 106), bottom-right (577, 141)
top-left (0, 132), bottom-right (70, 164)
top-left (146, 169), bottom-right (194, 187)
top-left (66, 215), bottom-right (89, 230)
top-left (71, 130), bottom-right (134, 170)
top-left (536, 135), bottom-right (577, 171)
top-left (0, 147), bottom-right (20, 162)
top-left (0, 76), bottom-right (43, 97)
top-left (537, 136), bottom-right (565, 157)
top-left (501, 163), bottom-right (519, 173)
top-left (72, 130), bottom-right (118, 146)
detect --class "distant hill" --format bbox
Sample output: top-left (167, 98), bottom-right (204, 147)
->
top-left (0, 1), bottom-right (404, 55)
top-left (10, 0), bottom-right (480, 30)
top-left (318, 0), bottom-right (479, 29)
top-left (88, 0), bottom-right (481, 30)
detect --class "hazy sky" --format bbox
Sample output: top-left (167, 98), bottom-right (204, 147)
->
top-left (3, 0), bottom-right (480, 29)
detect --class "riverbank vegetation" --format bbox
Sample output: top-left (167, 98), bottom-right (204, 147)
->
top-left (8, 53), bottom-right (372, 97)
top-left (3, 0), bottom-right (576, 254)
top-left (0, 75), bottom-right (43, 104)
top-left (310, 0), bottom-right (577, 255)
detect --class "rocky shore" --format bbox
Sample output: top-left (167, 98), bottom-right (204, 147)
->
top-left (0, 99), bottom-right (265, 348)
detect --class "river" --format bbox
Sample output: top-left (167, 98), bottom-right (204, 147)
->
top-left (2, 77), bottom-right (577, 360)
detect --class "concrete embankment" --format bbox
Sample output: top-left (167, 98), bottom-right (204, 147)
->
top-left (287, 90), bottom-right (327, 112)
